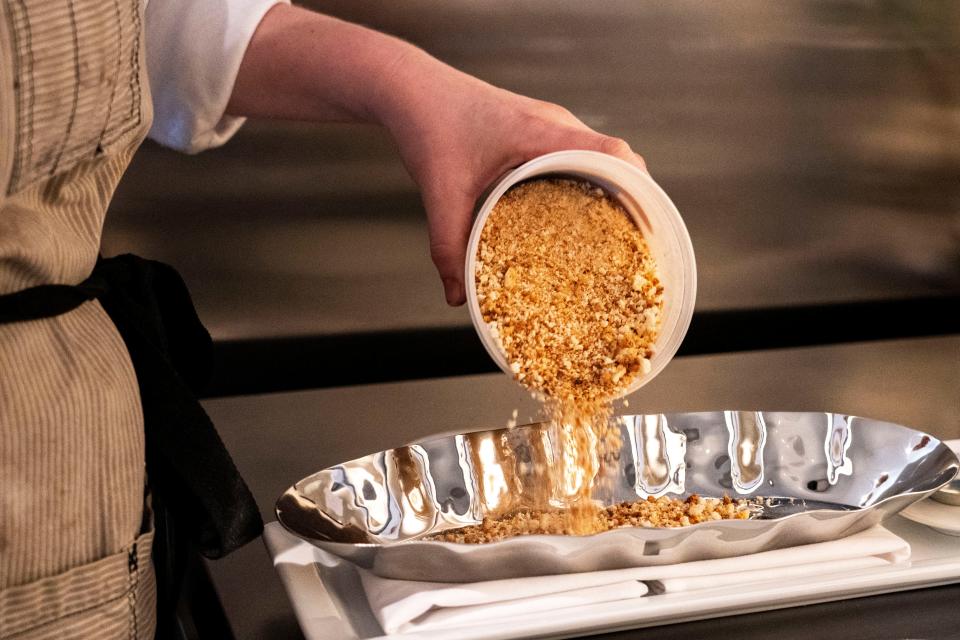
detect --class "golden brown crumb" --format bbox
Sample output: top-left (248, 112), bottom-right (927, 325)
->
top-left (426, 495), bottom-right (754, 543)
top-left (476, 178), bottom-right (663, 405)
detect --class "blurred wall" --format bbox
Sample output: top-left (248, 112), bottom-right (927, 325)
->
top-left (104, 0), bottom-right (960, 340)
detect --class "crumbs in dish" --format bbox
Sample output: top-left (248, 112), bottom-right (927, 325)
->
top-left (427, 494), bottom-right (753, 544)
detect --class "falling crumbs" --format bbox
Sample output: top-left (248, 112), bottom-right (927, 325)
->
top-left (469, 178), bottom-right (667, 538)
top-left (427, 178), bottom-right (747, 543)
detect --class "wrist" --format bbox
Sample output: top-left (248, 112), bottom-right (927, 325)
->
top-left (364, 42), bottom-right (444, 134)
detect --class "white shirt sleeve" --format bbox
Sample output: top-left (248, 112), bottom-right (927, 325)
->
top-left (144, 0), bottom-right (287, 154)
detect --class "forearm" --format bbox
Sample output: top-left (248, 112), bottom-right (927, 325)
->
top-left (225, 3), bottom-right (646, 306)
top-left (226, 4), bottom-right (449, 127)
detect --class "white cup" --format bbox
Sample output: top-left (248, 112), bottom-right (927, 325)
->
top-left (465, 150), bottom-right (697, 397)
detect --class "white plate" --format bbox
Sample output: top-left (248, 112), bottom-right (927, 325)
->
top-left (265, 516), bottom-right (960, 640)
top-left (900, 499), bottom-right (960, 536)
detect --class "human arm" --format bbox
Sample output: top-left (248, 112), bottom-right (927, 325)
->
top-left (226, 4), bottom-right (647, 305)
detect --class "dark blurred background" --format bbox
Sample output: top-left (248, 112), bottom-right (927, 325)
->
top-left (103, 0), bottom-right (960, 389)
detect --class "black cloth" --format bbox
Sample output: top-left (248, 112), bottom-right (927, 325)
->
top-left (0, 254), bottom-right (263, 637)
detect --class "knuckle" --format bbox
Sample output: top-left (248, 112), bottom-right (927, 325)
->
top-left (541, 101), bottom-right (573, 119)
top-left (520, 102), bottom-right (572, 130)
top-left (517, 110), bottom-right (548, 131)
top-left (599, 136), bottom-right (632, 156)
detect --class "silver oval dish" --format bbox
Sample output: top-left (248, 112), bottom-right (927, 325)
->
top-left (276, 411), bottom-right (958, 582)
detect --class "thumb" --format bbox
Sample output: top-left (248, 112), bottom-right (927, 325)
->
top-left (423, 185), bottom-right (475, 306)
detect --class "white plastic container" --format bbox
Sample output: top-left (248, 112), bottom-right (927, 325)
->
top-left (465, 150), bottom-right (697, 397)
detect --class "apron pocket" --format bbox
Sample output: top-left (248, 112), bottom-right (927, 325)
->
top-left (0, 527), bottom-right (155, 640)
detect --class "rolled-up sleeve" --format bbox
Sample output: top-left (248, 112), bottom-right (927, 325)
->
top-left (145, 0), bottom-right (286, 153)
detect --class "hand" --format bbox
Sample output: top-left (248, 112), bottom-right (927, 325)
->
top-left (378, 55), bottom-right (648, 305)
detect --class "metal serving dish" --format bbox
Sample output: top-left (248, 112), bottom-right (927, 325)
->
top-left (276, 411), bottom-right (958, 582)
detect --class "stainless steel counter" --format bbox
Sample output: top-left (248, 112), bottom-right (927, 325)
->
top-left (202, 336), bottom-right (960, 639)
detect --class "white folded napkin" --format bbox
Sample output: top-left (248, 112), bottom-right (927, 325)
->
top-left (360, 526), bottom-right (909, 635)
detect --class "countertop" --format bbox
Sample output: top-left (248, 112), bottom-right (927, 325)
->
top-left (202, 335), bottom-right (960, 639)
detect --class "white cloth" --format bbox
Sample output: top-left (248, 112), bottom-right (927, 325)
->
top-left (360, 526), bottom-right (909, 634)
top-left (144, 0), bottom-right (287, 153)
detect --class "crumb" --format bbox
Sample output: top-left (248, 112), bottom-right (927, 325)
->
top-left (476, 178), bottom-right (663, 405)
top-left (427, 494), bottom-right (754, 543)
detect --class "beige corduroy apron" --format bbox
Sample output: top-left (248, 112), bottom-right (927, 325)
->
top-left (0, 0), bottom-right (157, 637)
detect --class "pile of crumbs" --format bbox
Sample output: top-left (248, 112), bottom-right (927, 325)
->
top-left (427, 495), bottom-right (753, 544)
top-left (475, 178), bottom-right (663, 405)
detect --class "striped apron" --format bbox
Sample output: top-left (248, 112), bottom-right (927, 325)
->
top-left (0, 0), bottom-right (157, 636)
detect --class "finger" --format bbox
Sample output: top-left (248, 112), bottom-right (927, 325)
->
top-left (596, 136), bottom-right (649, 174)
top-left (422, 185), bottom-right (474, 306)
top-left (633, 152), bottom-right (648, 174)
top-left (528, 128), bottom-right (649, 175)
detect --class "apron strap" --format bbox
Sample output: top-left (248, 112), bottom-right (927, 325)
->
top-left (0, 281), bottom-right (104, 323)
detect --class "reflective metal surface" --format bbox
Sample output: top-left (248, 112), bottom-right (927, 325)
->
top-left (930, 441), bottom-right (960, 505)
top-left (276, 411), bottom-right (958, 581)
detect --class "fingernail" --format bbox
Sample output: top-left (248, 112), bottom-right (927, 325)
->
top-left (443, 278), bottom-right (464, 306)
